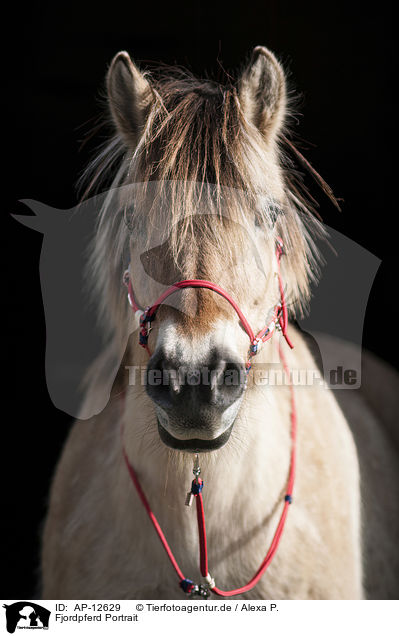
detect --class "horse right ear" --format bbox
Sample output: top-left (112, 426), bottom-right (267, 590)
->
top-left (238, 46), bottom-right (286, 143)
top-left (107, 51), bottom-right (153, 148)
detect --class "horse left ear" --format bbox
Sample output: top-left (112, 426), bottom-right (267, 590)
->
top-left (238, 46), bottom-right (286, 142)
top-left (107, 51), bottom-right (153, 148)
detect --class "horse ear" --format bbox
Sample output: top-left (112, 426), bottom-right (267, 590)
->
top-left (238, 46), bottom-right (286, 142)
top-left (107, 51), bottom-right (153, 148)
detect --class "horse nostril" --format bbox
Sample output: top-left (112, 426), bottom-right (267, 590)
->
top-left (146, 349), bottom-right (246, 412)
top-left (209, 360), bottom-right (247, 408)
top-left (146, 351), bottom-right (179, 409)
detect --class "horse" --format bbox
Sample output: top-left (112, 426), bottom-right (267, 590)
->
top-left (41, 46), bottom-right (399, 599)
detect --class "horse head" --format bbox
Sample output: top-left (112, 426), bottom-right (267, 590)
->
top-left (89, 47), bottom-right (321, 451)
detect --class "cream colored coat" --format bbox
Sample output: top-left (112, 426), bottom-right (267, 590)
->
top-left (41, 330), bottom-right (399, 599)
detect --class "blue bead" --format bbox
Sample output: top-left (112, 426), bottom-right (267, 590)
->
top-left (285, 494), bottom-right (293, 504)
top-left (191, 479), bottom-right (204, 495)
top-left (180, 578), bottom-right (195, 593)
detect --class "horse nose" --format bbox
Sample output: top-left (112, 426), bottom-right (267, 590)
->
top-left (146, 348), bottom-right (246, 412)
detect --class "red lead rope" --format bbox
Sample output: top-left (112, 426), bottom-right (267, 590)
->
top-left (197, 344), bottom-right (296, 596)
top-left (122, 344), bottom-right (296, 597)
top-left (122, 445), bottom-right (186, 582)
top-left (122, 239), bottom-right (296, 597)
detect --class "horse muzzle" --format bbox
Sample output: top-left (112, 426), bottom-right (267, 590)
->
top-left (146, 347), bottom-right (246, 451)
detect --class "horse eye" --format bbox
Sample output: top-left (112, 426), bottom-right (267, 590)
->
top-left (255, 203), bottom-right (283, 228)
top-left (269, 203), bottom-right (283, 226)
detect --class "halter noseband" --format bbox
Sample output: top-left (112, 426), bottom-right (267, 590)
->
top-left (123, 238), bottom-right (294, 367)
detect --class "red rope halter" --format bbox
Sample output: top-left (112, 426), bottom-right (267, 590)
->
top-left (121, 238), bottom-right (297, 598)
top-left (124, 238), bottom-right (294, 359)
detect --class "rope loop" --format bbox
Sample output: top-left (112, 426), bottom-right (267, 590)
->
top-left (191, 478), bottom-right (204, 495)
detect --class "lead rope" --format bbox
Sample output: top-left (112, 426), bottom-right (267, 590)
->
top-left (121, 238), bottom-right (296, 598)
top-left (191, 343), bottom-right (296, 597)
top-left (122, 344), bottom-right (296, 598)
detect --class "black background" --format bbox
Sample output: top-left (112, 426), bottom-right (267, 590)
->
top-left (4, 0), bottom-right (397, 598)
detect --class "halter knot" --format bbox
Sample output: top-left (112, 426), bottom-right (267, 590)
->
top-left (191, 478), bottom-right (204, 495)
top-left (140, 308), bottom-right (155, 325)
top-left (249, 341), bottom-right (259, 354)
top-left (179, 578), bottom-right (210, 598)
top-left (138, 308), bottom-right (156, 348)
top-left (180, 578), bottom-right (195, 594)
top-left (139, 329), bottom-right (149, 347)
top-left (276, 236), bottom-right (285, 256)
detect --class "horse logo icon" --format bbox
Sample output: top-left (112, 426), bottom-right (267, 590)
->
top-left (2, 602), bottom-right (50, 633)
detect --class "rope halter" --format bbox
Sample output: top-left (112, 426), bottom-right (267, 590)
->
top-left (123, 238), bottom-right (294, 367)
top-left (121, 237), bottom-right (296, 597)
